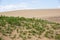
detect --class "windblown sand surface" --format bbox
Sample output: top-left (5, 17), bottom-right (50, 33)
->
top-left (0, 9), bottom-right (60, 40)
top-left (0, 9), bottom-right (60, 17)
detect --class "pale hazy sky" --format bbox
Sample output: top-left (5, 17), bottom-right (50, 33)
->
top-left (0, 0), bottom-right (60, 12)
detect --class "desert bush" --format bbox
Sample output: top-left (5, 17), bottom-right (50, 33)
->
top-left (45, 30), bottom-right (54, 39)
top-left (51, 23), bottom-right (60, 30)
top-left (0, 37), bottom-right (3, 40)
top-left (55, 34), bottom-right (60, 40)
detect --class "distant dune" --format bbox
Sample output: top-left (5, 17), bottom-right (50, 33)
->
top-left (0, 9), bottom-right (60, 23)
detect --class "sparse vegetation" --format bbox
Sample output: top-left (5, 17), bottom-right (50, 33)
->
top-left (45, 30), bottom-right (54, 39)
top-left (0, 37), bottom-right (3, 40)
top-left (0, 16), bottom-right (60, 40)
top-left (55, 34), bottom-right (60, 40)
top-left (51, 23), bottom-right (60, 30)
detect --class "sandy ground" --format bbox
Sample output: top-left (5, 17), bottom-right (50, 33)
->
top-left (0, 9), bottom-right (60, 17)
top-left (44, 16), bottom-right (60, 23)
top-left (0, 9), bottom-right (60, 40)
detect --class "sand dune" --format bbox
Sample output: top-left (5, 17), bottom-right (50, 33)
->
top-left (0, 9), bottom-right (60, 23)
top-left (0, 9), bottom-right (60, 40)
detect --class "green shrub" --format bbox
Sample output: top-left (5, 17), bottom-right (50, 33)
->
top-left (0, 37), bottom-right (3, 40)
top-left (55, 34), bottom-right (60, 40)
top-left (45, 30), bottom-right (54, 39)
top-left (51, 24), bottom-right (60, 30)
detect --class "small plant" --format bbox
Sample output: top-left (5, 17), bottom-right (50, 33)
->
top-left (27, 36), bottom-right (32, 39)
top-left (55, 34), bottom-right (60, 40)
top-left (11, 34), bottom-right (16, 40)
top-left (0, 37), bottom-right (3, 40)
top-left (51, 24), bottom-right (60, 30)
top-left (45, 30), bottom-right (54, 39)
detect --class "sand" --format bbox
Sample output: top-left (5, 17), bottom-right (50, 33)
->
top-left (0, 9), bottom-right (60, 17)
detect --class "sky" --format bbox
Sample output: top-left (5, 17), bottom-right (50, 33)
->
top-left (0, 0), bottom-right (60, 12)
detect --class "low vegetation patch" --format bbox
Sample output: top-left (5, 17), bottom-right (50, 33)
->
top-left (0, 16), bottom-right (60, 40)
